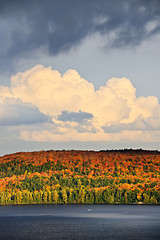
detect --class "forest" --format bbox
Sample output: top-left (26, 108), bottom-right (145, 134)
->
top-left (0, 149), bottom-right (159, 205)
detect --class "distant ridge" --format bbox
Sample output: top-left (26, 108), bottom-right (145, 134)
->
top-left (99, 149), bottom-right (160, 154)
top-left (0, 148), bottom-right (159, 205)
top-left (1, 148), bottom-right (160, 158)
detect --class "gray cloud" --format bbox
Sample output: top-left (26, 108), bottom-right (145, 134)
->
top-left (58, 110), bottom-right (93, 123)
top-left (0, 0), bottom-right (160, 67)
top-left (75, 124), bottom-right (97, 133)
top-left (0, 98), bottom-right (50, 126)
top-left (102, 116), bottom-right (160, 133)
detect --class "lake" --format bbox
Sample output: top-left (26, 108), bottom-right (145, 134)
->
top-left (0, 204), bottom-right (159, 240)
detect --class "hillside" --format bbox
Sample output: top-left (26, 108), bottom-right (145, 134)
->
top-left (0, 149), bottom-right (159, 205)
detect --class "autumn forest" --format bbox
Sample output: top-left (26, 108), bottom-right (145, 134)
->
top-left (0, 149), bottom-right (159, 205)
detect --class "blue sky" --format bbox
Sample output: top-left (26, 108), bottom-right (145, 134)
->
top-left (0, 0), bottom-right (160, 155)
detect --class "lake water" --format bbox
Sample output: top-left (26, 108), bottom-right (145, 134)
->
top-left (0, 204), bottom-right (159, 240)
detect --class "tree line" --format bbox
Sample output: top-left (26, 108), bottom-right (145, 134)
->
top-left (0, 150), bottom-right (159, 205)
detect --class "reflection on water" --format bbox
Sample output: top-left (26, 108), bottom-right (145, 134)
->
top-left (0, 205), bottom-right (159, 240)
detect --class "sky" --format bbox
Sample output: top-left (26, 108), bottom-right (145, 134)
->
top-left (0, 0), bottom-right (160, 156)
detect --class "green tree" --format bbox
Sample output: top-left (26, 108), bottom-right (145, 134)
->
top-left (62, 189), bottom-right (68, 203)
top-left (150, 195), bottom-right (157, 204)
top-left (143, 193), bottom-right (150, 204)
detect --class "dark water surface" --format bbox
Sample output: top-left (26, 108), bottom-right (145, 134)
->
top-left (0, 204), bottom-right (159, 240)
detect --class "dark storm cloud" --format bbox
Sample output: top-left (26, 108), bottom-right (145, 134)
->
top-left (0, 0), bottom-right (160, 60)
top-left (58, 110), bottom-right (93, 123)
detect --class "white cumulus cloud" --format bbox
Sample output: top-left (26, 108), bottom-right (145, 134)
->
top-left (0, 65), bottom-right (160, 143)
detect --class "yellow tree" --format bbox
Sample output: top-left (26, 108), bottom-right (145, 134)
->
top-left (62, 189), bottom-right (68, 203)
top-left (53, 190), bottom-right (59, 204)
